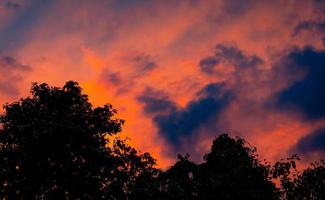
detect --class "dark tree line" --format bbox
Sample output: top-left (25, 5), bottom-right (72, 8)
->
top-left (0, 81), bottom-right (324, 199)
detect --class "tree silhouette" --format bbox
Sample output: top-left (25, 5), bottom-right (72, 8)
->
top-left (0, 81), bottom-right (158, 199)
top-left (0, 81), bottom-right (323, 199)
top-left (153, 136), bottom-right (324, 200)
top-left (294, 161), bottom-right (325, 200)
top-left (146, 135), bottom-right (279, 199)
top-left (196, 134), bottom-right (279, 200)
top-left (152, 154), bottom-right (198, 199)
top-left (273, 156), bottom-right (325, 200)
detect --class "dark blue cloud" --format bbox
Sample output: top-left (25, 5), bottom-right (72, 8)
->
top-left (199, 44), bottom-right (263, 74)
top-left (294, 128), bottom-right (325, 154)
top-left (214, 44), bottom-right (263, 68)
top-left (137, 88), bottom-right (177, 115)
top-left (292, 18), bottom-right (325, 45)
top-left (152, 83), bottom-right (233, 150)
top-left (276, 47), bottom-right (325, 120)
top-left (292, 20), bottom-right (325, 37)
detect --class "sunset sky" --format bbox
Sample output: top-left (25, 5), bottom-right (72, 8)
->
top-left (0, 0), bottom-right (324, 168)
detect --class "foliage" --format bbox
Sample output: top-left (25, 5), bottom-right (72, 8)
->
top-left (0, 81), bottom-right (324, 199)
top-left (273, 156), bottom-right (325, 200)
top-left (196, 134), bottom-right (278, 200)
top-left (0, 81), bottom-right (158, 199)
top-left (152, 135), bottom-right (279, 200)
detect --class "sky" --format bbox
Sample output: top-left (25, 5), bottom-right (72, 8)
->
top-left (0, 0), bottom-right (324, 168)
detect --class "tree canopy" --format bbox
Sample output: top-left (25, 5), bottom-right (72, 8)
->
top-left (0, 81), bottom-right (158, 199)
top-left (0, 81), bottom-right (324, 199)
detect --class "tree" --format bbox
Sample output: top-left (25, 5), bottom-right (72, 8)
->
top-left (273, 156), bottom-right (325, 200)
top-left (153, 134), bottom-right (279, 200)
top-left (0, 81), bottom-right (158, 199)
top-left (196, 134), bottom-right (279, 200)
top-left (109, 137), bottom-right (161, 199)
top-left (294, 161), bottom-right (325, 200)
top-left (154, 154), bottom-right (199, 200)
top-left (0, 81), bottom-right (323, 200)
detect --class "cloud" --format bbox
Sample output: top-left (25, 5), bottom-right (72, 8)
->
top-left (199, 56), bottom-right (219, 74)
top-left (0, 0), bottom-right (323, 167)
top-left (0, 56), bottom-right (31, 97)
top-left (199, 44), bottom-right (263, 74)
top-left (132, 54), bottom-right (157, 74)
top-left (292, 18), bottom-right (325, 45)
top-left (292, 20), bottom-right (325, 37)
top-left (222, 0), bottom-right (254, 16)
top-left (102, 71), bottom-right (122, 85)
top-left (151, 83), bottom-right (233, 151)
top-left (100, 52), bottom-right (158, 96)
top-left (0, 56), bottom-right (30, 71)
top-left (5, 1), bottom-right (20, 10)
top-left (137, 88), bottom-right (177, 115)
top-left (0, 1), bottom-right (53, 52)
top-left (215, 44), bottom-right (263, 68)
top-left (100, 69), bottom-right (135, 95)
top-left (275, 47), bottom-right (325, 120)
top-left (294, 128), bottom-right (325, 155)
